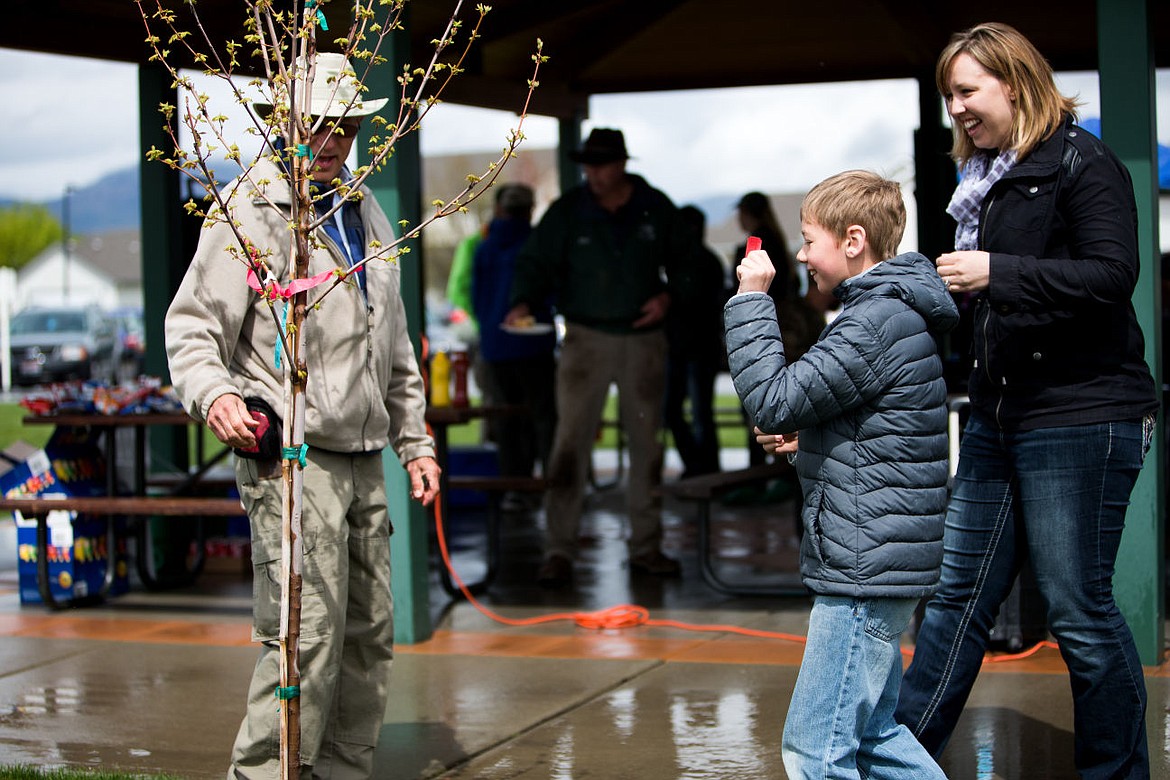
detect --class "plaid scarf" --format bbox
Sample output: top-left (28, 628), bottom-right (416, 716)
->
top-left (947, 149), bottom-right (1018, 250)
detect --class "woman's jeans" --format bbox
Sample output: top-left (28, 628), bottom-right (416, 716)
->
top-left (897, 413), bottom-right (1151, 779)
top-left (783, 596), bottom-right (946, 779)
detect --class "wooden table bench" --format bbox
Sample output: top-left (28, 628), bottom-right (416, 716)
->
top-left (439, 474), bottom-right (546, 598)
top-left (658, 461), bottom-right (806, 597)
top-left (0, 495), bottom-right (245, 609)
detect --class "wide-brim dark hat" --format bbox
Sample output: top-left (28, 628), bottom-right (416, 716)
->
top-left (569, 128), bottom-right (631, 164)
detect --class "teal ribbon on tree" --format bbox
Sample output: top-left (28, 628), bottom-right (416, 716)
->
top-left (305, 0), bottom-right (328, 30)
top-left (283, 444), bottom-right (308, 468)
top-left (275, 685), bottom-right (300, 700)
top-left (274, 685), bottom-right (300, 711)
top-left (274, 302), bottom-right (289, 369)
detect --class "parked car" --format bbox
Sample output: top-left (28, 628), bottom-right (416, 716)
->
top-left (7, 306), bottom-right (120, 386)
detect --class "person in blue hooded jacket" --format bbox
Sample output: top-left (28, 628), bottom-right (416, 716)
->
top-left (471, 183), bottom-right (556, 505)
top-left (724, 170), bottom-right (958, 778)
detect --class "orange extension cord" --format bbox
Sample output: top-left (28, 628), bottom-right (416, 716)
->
top-left (418, 336), bottom-right (1048, 661)
top-left (429, 472), bottom-right (1054, 663)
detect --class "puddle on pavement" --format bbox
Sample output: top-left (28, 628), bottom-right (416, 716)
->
top-left (444, 682), bottom-right (783, 779)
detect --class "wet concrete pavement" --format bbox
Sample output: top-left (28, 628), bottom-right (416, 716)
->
top-left (0, 452), bottom-right (1167, 779)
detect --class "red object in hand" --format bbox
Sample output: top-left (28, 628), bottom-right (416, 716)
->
top-left (240, 412), bottom-right (269, 454)
top-left (745, 236), bottom-right (762, 255)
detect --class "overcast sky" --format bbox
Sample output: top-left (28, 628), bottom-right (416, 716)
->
top-left (1, 47), bottom-right (1167, 207)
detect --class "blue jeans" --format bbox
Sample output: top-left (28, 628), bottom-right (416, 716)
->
top-left (783, 596), bottom-right (946, 779)
top-left (897, 414), bottom-right (1151, 779)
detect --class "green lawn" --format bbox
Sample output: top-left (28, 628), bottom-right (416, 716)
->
top-left (0, 395), bottom-right (749, 457)
top-left (0, 404), bottom-right (52, 454)
top-left (0, 403), bottom-right (226, 467)
top-left (0, 767), bottom-right (178, 780)
top-left (447, 394), bottom-right (749, 450)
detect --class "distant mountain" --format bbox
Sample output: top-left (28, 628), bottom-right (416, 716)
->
top-left (0, 164), bottom-right (810, 245)
top-left (0, 163), bottom-right (245, 236)
top-left (0, 166), bottom-right (141, 235)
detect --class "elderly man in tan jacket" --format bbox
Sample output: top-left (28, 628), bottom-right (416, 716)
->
top-left (165, 53), bottom-right (438, 779)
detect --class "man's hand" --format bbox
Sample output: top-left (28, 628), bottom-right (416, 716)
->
top-left (503, 303), bottom-right (532, 328)
top-left (737, 249), bottom-right (776, 295)
top-left (207, 393), bottom-right (261, 450)
top-left (407, 456), bottom-right (441, 506)
top-left (755, 426), bottom-right (798, 455)
top-left (632, 291), bottom-right (670, 329)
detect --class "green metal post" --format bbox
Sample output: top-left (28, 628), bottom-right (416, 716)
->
top-left (913, 75), bottom-right (965, 389)
top-left (137, 63), bottom-right (183, 387)
top-left (1097, 0), bottom-right (1164, 665)
top-left (362, 24), bottom-right (432, 644)
top-left (912, 75), bottom-right (956, 263)
top-left (558, 114), bottom-right (584, 195)
top-left (138, 63), bottom-right (194, 570)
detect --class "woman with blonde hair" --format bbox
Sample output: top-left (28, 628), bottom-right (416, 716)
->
top-left (896, 22), bottom-right (1158, 778)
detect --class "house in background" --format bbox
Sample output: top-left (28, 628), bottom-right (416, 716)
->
top-left (15, 230), bottom-right (142, 313)
top-left (12, 165), bottom-right (1166, 321)
top-left (421, 146), bottom-right (561, 297)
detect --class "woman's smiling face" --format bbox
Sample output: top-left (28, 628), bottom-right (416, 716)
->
top-left (944, 52), bottom-right (1016, 152)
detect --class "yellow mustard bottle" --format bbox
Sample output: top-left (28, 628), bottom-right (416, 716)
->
top-left (430, 350), bottom-right (451, 407)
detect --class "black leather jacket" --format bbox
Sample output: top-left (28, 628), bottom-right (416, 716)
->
top-left (969, 116), bottom-right (1157, 430)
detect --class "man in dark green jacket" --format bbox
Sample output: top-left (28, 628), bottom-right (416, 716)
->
top-left (505, 128), bottom-right (697, 587)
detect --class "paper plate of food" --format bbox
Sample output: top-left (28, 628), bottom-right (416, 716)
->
top-left (501, 316), bottom-right (555, 335)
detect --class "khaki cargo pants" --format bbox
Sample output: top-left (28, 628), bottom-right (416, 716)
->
top-left (229, 448), bottom-right (394, 780)
top-left (544, 324), bottom-right (667, 559)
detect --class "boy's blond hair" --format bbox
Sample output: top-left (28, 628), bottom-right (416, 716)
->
top-left (800, 170), bottom-right (906, 262)
top-left (936, 22), bottom-right (1079, 166)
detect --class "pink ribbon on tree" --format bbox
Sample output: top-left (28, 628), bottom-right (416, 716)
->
top-left (246, 267), bottom-right (340, 300)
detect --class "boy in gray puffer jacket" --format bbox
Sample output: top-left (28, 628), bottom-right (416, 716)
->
top-left (724, 170), bottom-right (958, 779)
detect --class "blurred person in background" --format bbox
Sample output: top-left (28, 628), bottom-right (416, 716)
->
top-left (733, 192), bottom-right (800, 474)
top-left (663, 204), bottom-right (726, 479)
top-left (471, 183), bottom-right (556, 511)
top-left (506, 127), bottom-right (698, 587)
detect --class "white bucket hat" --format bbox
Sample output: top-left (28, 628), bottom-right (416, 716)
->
top-left (258, 52), bottom-right (389, 118)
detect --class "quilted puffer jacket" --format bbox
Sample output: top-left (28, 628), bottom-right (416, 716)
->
top-left (724, 252), bottom-right (959, 597)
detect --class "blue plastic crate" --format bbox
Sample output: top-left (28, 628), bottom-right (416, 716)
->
top-left (446, 445), bottom-right (500, 508)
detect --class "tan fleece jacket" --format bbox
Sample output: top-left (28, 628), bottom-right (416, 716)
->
top-left (165, 158), bottom-right (434, 463)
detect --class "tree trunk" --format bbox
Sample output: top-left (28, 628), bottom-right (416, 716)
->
top-left (279, 129), bottom-right (315, 778)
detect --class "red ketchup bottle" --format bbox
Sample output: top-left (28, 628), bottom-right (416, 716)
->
top-left (451, 350), bottom-right (470, 408)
